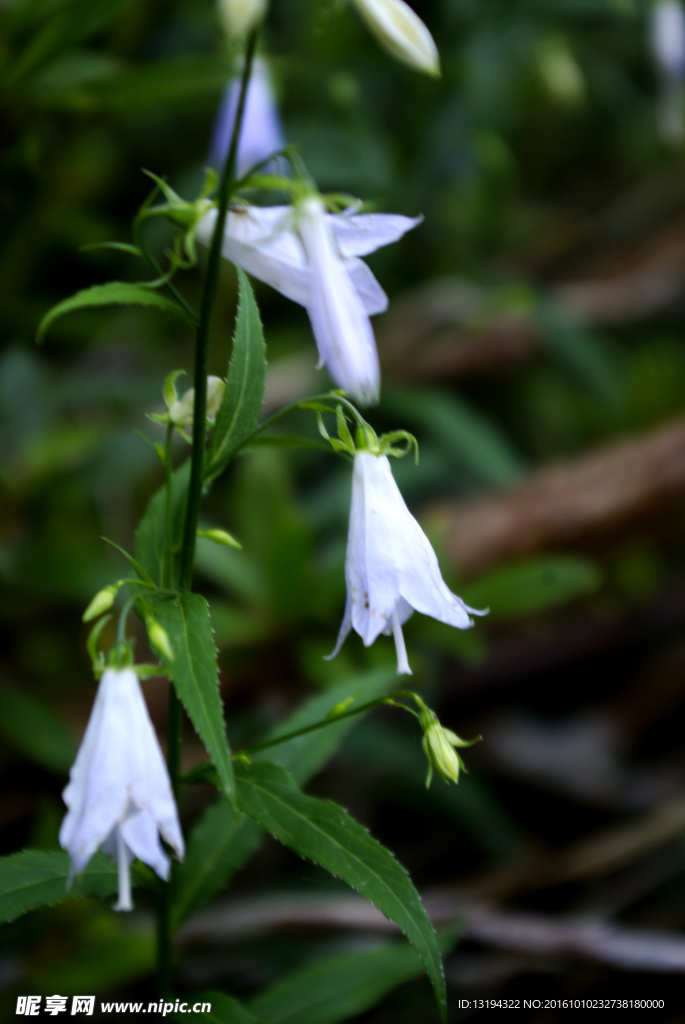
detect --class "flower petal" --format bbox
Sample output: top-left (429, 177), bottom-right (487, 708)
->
top-left (330, 212), bottom-right (422, 258)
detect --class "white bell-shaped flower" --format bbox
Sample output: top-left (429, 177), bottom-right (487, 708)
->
top-left (295, 196), bottom-right (380, 405)
top-left (196, 202), bottom-right (420, 404)
top-left (350, 0), bottom-right (440, 77)
top-left (210, 59), bottom-right (284, 178)
top-left (59, 668), bottom-right (184, 911)
top-left (328, 450), bottom-right (486, 674)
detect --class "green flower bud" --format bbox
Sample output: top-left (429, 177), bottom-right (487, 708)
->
top-left (420, 711), bottom-right (480, 787)
top-left (145, 616), bottom-right (175, 662)
top-left (217, 0), bottom-right (267, 39)
top-left (168, 376), bottom-right (225, 428)
top-left (196, 528), bottom-right (242, 549)
top-left (83, 585), bottom-right (118, 623)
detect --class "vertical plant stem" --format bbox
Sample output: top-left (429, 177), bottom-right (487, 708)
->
top-left (163, 424), bottom-right (174, 590)
top-left (178, 30), bottom-right (258, 590)
top-left (157, 30), bottom-right (259, 996)
top-left (158, 422), bottom-right (183, 997)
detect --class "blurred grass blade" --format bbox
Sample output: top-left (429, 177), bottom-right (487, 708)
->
top-left (536, 299), bottom-right (623, 407)
top-left (37, 282), bottom-right (193, 343)
top-left (202, 994), bottom-right (259, 1024)
top-left (0, 680), bottom-right (76, 773)
top-left (146, 592), bottom-right (236, 807)
top-left (384, 386), bottom-right (525, 487)
top-left (250, 934), bottom-right (459, 1024)
top-left (462, 555), bottom-right (602, 618)
top-left (172, 670), bottom-right (395, 929)
top-left (206, 269), bottom-right (267, 480)
top-left (235, 761), bottom-right (447, 1022)
top-left (8, 0), bottom-right (126, 86)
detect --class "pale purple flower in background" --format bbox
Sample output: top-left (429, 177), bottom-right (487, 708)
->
top-left (328, 450), bottom-right (486, 674)
top-left (652, 0), bottom-right (685, 78)
top-left (196, 201), bottom-right (420, 403)
top-left (210, 58), bottom-right (284, 178)
top-left (651, 0), bottom-right (685, 143)
top-left (59, 668), bottom-right (184, 911)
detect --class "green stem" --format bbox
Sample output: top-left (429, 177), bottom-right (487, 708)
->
top-left (157, 31), bottom-right (258, 995)
top-left (133, 189), bottom-right (199, 325)
top-left (163, 424), bottom-right (174, 590)
top-left (242, 693), bottom-right (417, 756)
top-left (157, 677), bottom-right (183, 998)
top-left (178, 31), bottom-right (259, 589)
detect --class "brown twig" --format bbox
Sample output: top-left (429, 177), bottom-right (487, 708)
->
top-left (425, 416), bottom-right (685, 575)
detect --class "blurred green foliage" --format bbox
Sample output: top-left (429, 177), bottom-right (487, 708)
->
top-left (3, 0), bottom-right (685, 1017)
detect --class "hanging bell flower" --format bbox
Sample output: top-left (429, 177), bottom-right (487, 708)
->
top-left (59, 667), bottom-right (184, 911)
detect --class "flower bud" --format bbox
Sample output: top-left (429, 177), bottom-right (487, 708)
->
top-left (168, 376), bottom-right (225, 427)
top-left (423, 723), bottom-right (462, 785)
top-left (217, 0), bottom-right (267, 39)
top-left (350, 0), bottom-right (440, 78)
top-left (83, 585), bottom-right (118, 622)
top-left (145, 616), bottom-right (175, 662)
top-left (196, 528), bottom-right (242, 549)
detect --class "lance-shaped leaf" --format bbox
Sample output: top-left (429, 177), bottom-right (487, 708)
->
top-left (146, 592), bottom-right (235, 807)
top-left (37, 282), bottom-right (193, 342)
top-left (205, 269), bottom-right (266, 480)
top-left (235, 761), bottom-right (446, 1021)
top-left (0, 850), bottom-right (139, 923)
top-left (172, 670), bottom-right (394, 929)
top-left (135, 462), bottom-right (190, 586)
top-left (250, 938), bottom-right (458, 1024)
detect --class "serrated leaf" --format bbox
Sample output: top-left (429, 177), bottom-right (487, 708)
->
top-left (37, 282), bottom-right (192, 342)
top-left (135, 462), bottom-right (190, 586)
top-left (201, 993), bottom-right (259, 1024)
top-left (250, 943), bottom-right (435, 1024)
top-left (0, 850), bottom-right (118, 922)
top-left (146, 592), bottom-right (235, 806)
top-left (172, 670), bottom-right (394, 929)
top-left (235, 761), bottom-right (446, 1020)
top-left (206, 270), bottom-right (266, 480)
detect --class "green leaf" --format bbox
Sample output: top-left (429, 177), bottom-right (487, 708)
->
top-left (201, 993), bottom-right (259, 1024)
top-left (0, 851), bottom-right (118, 922)
top-left (146, 591), bottom-right (235, 806)
top-left (37, 282), bottom-right (192, 342)
top-left (235, 761), bottom-right (446, 1021)
top-left (135, 462), bottom-right (190, 586)
top-left (0, 680), bottom-right (76, 773)
top-left (461, 555), bottom-right (602, 618)
top-left (250, 942), bottom-right (440, 1024)
top-left (172, 670), bottom-right (394, 929)
top-left (206, 269), bottom-right (266, 479)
